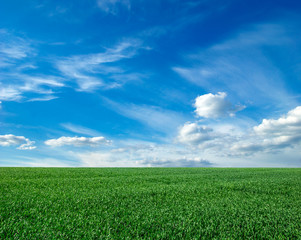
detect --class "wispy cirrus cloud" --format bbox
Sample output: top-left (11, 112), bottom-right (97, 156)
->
top-left (173, 22), bottom-right (300, 110)
top-left (0, 74), bottom-right (65, 102)
top-left (0, 86), bottom-right (21, 101)
top-left (55, 39), bottom-right (147, 92)
top-left (104, 98), bottom-right (187, 134)
top-left (0, 30), bottom-right (66, 102)
top-left (97, 0), bottom-right (131, 15)
top-left (0, 29), bottom-right (34, 63)
top-left (61, 123), bottom-right (102, 137)
top-left (0, 31), bottom-right (146, 102)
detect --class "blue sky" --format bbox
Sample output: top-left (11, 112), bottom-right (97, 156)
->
top-left (1, 0), bottom-right (301, 167)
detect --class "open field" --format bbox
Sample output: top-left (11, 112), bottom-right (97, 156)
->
top-left (0, 168), bottom-right (300, 239)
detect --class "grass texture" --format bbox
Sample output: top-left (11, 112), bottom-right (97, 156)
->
top-left (0, 168), bottom-right (300, 239)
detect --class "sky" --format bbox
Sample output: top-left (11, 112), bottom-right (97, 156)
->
top-left (0, 0), bottom-right (301, 167)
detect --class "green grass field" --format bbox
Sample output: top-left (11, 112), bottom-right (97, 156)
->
top-left (0, 168), bottom-right (300, 239)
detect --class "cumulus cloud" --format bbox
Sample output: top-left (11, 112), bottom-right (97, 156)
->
top-left (254, 106), bottom-right (301, 148)
top-left (45, 136), bottom-right (111, 147)
top-left (177, 122), bottom-right (213, 145)
top-left (0, 134), bottom-right (36, 150)
top-left (231, 106), bottom-right (301, 154)
top-left (177, 106), bottom-right (301, 156)
top-left (254, 106), bottom-right (301, 135)
top-left (194, 92), bottom-right (245, 118)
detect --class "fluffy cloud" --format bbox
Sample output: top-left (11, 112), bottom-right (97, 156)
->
top-left (178, 96), bottom-right (301, 156)
top-left (194, 92), bottom-right (245, 118)
top-left (232, 106), bottom-right (301, 154)
top-left (178, 106), bottom-right (301, 155)
top-left (45, 136), bottom-right (111, 147)
top-left (0, 134), bottom-right (36, 150)
top-left (254, 106), bottom-right (301, 135)
top-left (177, 122), bottom-right (213, 145)
top-left (254, 106), bottom-right (301, 148)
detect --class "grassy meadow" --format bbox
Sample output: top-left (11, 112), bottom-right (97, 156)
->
top-left (0, 168), bottom-right (300, 239)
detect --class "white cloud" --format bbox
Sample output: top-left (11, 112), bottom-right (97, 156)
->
top-left (254, 106), bottom-right (301, 135)
top-left (45, 136), bottom-right (111, 147)
top-left (0, 86), bottom-right (22, 101)
top-left (0, 74), bottom-right (65, 102)
top-left (55, 39), bottom-right (144, 92)
top-left (177, 122), bottom-right (213, 145)
top-left (176, 105), bottom-right (299, 155)
top-left (194, 92), bottom-right (245, 118)
top-left (27, 95), bottom-right (58, 102)
top-left (104, 98), bottom-right (187, 134)
top-left (231, 106), bottom-right (301, 154)
top-left (253, 106), bottom-right (301, 149)
top-left (0, 30), bottom-right (33, 61)
top-left (0, 30), bottom-right (66, 102)
top-left (0, 134), bottom-right (36, 150)
top-left (0, 32), bottom-right (146, 102)
top-left (97, 0), bottom-right (130, 14)
top-left (176, 89), bottom-right (301, 157)
top-left (173, 23), bottom-right (299, 109)
top-left (18, 142), bottom-right (37, 150)
top-left (177, 106), bottom-right (301, 156)
top-left (75, 141), bottom-right (214, 167)
top-left (77, 151), bottom-right (129, 167)
top-left (61, 123), bottom-right (102, 137)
